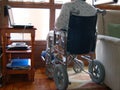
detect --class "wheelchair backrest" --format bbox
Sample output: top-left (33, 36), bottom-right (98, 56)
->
top-left (67, 15), bottom-right (97, 54)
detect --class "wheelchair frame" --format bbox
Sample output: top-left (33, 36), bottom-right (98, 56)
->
top-left (41, 30), bottom-right (105, 90)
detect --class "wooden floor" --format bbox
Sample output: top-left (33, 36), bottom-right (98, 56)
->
top-left (0, 67), bottom-right (111, 90)
top-left (0, 68), bottom-right (57, 90)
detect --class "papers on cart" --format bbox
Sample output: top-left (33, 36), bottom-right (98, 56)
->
top-left (7, 42), bottom-right (30, 50)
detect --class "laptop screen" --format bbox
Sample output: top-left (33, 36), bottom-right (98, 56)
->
top-left (7, 5), bottom-right (33, 28)
top-left (7, 6), bottom-right (15, 26)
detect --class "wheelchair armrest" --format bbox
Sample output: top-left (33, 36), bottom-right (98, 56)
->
top-left (60, 29), bottom-right (67, 32)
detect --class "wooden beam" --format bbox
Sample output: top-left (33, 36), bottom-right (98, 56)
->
top-left (95, 4), bottom-right (120, 10)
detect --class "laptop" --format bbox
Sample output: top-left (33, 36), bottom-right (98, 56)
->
top-left (7, 5), bottom-right (34, 29)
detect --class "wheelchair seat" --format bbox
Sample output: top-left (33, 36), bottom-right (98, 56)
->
top-left (67, 15), bottom-right (97, 54)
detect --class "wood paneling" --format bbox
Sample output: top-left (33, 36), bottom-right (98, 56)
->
top-left (34, 41), bottom-right (46, 68)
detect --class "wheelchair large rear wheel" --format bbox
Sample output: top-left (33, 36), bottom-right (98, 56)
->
top-left (54, 64), bottom-right (68, 90)
top-left (88, 60), bottom-right (105, 83)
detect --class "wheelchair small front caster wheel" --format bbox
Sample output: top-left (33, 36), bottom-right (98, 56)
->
top-left (53, 64), bottom-right (68, 90)
top-left (88, 60), bottom-right (105, 83)
top-left (73, 59), bottom-right (84, 73)
top-left (46, 64), bottom-right (54, 79)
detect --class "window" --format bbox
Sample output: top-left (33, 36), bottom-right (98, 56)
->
top-left (8, 0), bottom-right (93, 40)
top-left (11, 8), bottom-right (49, 40)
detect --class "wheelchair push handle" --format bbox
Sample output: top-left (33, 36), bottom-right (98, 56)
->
top-left (97, 8), bottom-right (106, 15)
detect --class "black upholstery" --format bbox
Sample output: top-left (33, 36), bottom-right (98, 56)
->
top-left (67, 15), bottom-right (97, 54)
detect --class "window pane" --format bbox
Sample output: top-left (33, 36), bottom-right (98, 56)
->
top-left (55, 0), bottom-right (71, 4)
top-left (11, 33), bottom-right (31, 40)
top-left (11, 8), bottom-right (50, 40)
top-left (55, 9), bottom-right (61, 21)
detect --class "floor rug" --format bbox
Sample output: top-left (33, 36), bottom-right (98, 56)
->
top-left (67, 68), bottom-right (111, 90)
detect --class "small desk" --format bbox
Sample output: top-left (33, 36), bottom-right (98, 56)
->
top-left (1, 28), bottom-right (36, 84)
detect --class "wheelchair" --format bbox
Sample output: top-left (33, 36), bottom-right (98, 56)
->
top-left (41, 13), bottom-right (105, 90)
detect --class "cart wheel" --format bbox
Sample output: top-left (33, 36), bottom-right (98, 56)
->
top-left (54, 64), bottom-right (68, 90)
top-left (73, 60), bottom-right (84, 73)
top-left (88, 60), bottom-right (105, 83)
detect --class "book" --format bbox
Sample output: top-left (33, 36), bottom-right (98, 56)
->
top-left (7, 58), bottom-right (31, 69)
